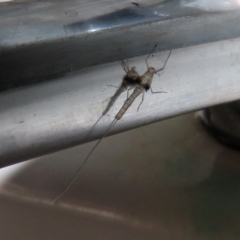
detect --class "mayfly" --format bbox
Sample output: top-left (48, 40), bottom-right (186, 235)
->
top-left (85, 58), bottom-right (141, 140)
top-left (51, 48), bottom-right (172, 204)
top-left (50, 59), bottom-right (140, 204)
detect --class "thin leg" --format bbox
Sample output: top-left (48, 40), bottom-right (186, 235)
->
top-left (145, 42), bottom-right (159, 69)
top-left (102, 98), bottom-right (108, 103)
top-left (137, 92), bottom-right (144, 112)
top-left (145, 55), bottom-right (150, 69)
top-left (103, 84), bottom-right (127, 103)
top-left (127, 86), bottom-right (135, 99)
top-left (120, 59), bottom-right (128, 73)
top-left (151, 86), bottom-right (167, 94)
top-left (102, 97), bottom-right (112, 104)
top-left (119, 48), bottom-right (129, 73)
top-left (107, 85), bottom-right (119, 88)
top-left (154, 49), bottom-right (172, 73)
top-left (125, 59), bottom-right (129, 70)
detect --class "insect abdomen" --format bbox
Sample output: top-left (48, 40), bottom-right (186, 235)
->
top-left (102, 85), bottom-right (126, 116)
top-left (115, 86), bottom-right (142, 120)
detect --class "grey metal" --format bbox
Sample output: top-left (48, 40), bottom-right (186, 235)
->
top-left (1, 0), bottom-right (240, 90)
top-left (1, 0), bottom-right (240, 167)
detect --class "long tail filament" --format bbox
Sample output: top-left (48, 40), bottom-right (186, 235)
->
top-left (50, 119), bottom-right (117, 204)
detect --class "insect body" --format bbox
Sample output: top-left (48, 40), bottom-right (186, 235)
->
top-left (50, 60), bottom-right (140, 204)
top-left (85, 60), bottom-right (140, 140)
top-left (51, 48), bottom-right (172, 204)
top-left (104, 59), bottom-right (141, 115)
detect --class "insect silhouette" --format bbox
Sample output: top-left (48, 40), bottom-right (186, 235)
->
top-left (51, 47), bottom-right (172, 204)
top-left (85, 58), bottom-right (141, 140)
top-left (50, 58), bottom-right (140, 204)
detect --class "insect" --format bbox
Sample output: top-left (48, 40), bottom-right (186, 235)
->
top-left (50, 59), bottom-right (140, 204)
top-left (84, 58), bottom-right (141, 140)
top-left (51, 47), bottom-right (172, 204)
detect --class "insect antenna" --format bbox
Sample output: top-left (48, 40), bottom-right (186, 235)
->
top-left (84, 115), bottom-right (103, 141)
top-left (145, 42), bottom-right (159, 68)
top-left (50, 119), bottom-right (117, 204)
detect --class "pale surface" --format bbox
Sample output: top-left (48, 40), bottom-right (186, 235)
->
top-left (1, 38), bottom-right (240, 164)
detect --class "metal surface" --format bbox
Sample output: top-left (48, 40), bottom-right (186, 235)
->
top-left (1, 0), bottom-right (240, 90)
top-left (1, 38), bottom-right (240, 167)
top-left (1, 0), bottom-right (240, 167)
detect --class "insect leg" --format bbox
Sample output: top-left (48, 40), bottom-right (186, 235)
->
top-left (103, 82), bottom-right (126, 105)
top-left (154, 50), bottom-right (172, 73)
top-left (127, 86), bottom-right (135, 99)
top-left (102, 97), bottom-right (111, 104)
top-left (145, 54), bottom-right (150, 69)
top-left (145, 42), bottom-right (159, 69)
top-left (150, 86), bottom-right (167, 94)
top-left (107, 85), bottom-right (120, 88)
top-left (120, 59), bottom-right (128, 73)
top-left (119, 48), bottom-right (130, 73)
top-left (137, 91), bottom-right (145, 112)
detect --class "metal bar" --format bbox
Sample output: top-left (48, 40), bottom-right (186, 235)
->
top-left (1, 0), bottom-right (240, 90)
top-left (1, 38), bottom-right (240, 167)
top-left (1, 0), bottom-right (240, 167)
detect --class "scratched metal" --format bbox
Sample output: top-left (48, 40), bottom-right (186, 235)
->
top-left (1, 38), bottom-right (240, 167)
top-left (1, 0), bottom-right (240, 90)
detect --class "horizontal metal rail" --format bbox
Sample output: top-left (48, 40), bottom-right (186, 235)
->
top-left (1, 0), bottom-right (240, 167)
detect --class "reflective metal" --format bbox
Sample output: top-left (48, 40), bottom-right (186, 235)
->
top-left (1, 38), bottom-right (240, 167)
top-left (1, 0), bottom-right (240, 167)
top-left (1, 0), bottom-right (240, 90)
